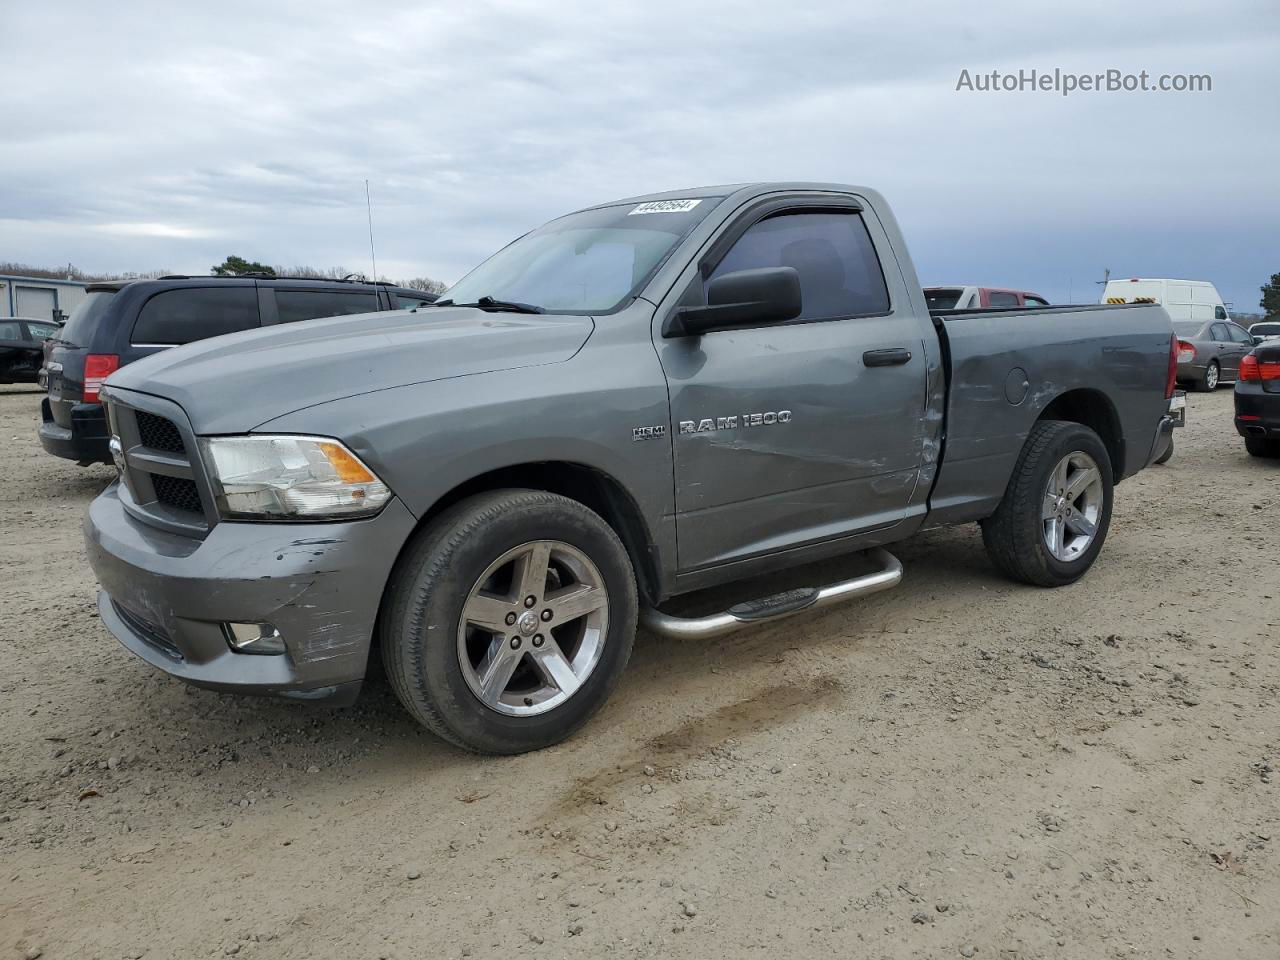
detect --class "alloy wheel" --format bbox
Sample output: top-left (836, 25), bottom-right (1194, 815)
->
top-left (456, 540), bottom-right (609, 717)
top-left (1041, 451), bottom-right (1104, 562)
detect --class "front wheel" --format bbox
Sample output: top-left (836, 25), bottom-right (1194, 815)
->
top-left (981, 420), bottom-right (1114, 587)
top-left (380, 489), bottom-right (638, 754)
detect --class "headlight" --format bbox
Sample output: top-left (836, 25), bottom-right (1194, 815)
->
top-left (200, 435), bottom-right (391, 520)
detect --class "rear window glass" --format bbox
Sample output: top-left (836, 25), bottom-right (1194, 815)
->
top-left (57, 290), bottom-right (116, 348)
top-left (0, 320), bottom-right (22, 339)
top-left (132, 287), bottom-right (260, 345)
top-left (26, 322), bottom-right (58, 341)
top-left (988, 292), bottom-right (1020, 307)
top-left (1172, 321), bottom-right (1202, 336)
top-left (1252, 323), bottom-right (1280, 336)
top-left (925, 289), bottom-right (963, 310)
top-left (274, 290), bottom-right (382, 325)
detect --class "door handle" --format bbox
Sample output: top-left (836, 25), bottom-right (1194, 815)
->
top-left (863, 348), bottom-right (912, 367)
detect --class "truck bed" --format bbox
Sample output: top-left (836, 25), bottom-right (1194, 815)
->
top-left (923, 302), bottom-right (1174, 528)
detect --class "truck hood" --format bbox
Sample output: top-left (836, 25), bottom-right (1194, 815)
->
top-left (107, 307), bottom-right (595, 433)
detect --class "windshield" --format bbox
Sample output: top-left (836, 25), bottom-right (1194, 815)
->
top-left (441, 198), bottom-right (721, 314)
top-left (1173, 321), bottom-right (1204, 336)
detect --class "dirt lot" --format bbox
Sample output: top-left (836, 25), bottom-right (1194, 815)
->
top-left (1, 383), bottom-right (1277, 960)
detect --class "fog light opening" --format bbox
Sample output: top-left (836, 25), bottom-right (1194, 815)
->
top-left (223, 622), bottom-right (286, 655)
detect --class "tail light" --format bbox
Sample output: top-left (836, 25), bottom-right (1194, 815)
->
top-left (1177, 340), bottom-right (1196, 364)
top-left (83, 354), bottom-right (119, 403)
top-left (1165, 334), bottom-right (1178, 399)
top-left (1239, 354), bottom-right (1280, 383)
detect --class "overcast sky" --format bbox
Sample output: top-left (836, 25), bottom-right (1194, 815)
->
top-left (2, 1), bottom-right (1277, 310)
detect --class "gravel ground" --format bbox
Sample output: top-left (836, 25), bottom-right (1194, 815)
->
top-left (1, 383), bottom-right (1277, 960)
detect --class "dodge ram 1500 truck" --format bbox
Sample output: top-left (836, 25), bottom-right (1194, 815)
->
top-left (85, 182), bottom-right (1182, 754)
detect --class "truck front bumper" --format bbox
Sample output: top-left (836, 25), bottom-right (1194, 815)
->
top-left (84, 482), bottom-right (417, 703)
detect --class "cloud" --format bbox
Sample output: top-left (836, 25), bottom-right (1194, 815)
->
top-left (89, 222), bottom-right (217, 239)
top-left (0, 0), bottom-right (1276, 308)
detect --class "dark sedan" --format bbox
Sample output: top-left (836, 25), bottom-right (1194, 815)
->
top-left (1235, 340), bottom-right (1280, 458)
top-left (0, 317), bottom-right (60, 383)
top-left (1174, 318), bottom-right (1255, 391)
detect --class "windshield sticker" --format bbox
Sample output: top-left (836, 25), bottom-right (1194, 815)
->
top-left (628, 199), bottom-right (702, 215)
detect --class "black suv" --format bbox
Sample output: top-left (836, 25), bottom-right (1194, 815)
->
top-left (39, 276), bottom-right (437, 464)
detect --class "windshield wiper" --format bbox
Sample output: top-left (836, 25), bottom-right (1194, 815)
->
top-left (434, 296), bottom-right (544, 314)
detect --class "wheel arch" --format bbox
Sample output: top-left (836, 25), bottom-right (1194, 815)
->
top-left (1036, 388), bottom-right (1125, 480)
top-left (395, 461), bottom-right (663, 606)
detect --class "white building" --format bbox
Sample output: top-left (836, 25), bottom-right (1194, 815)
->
top-left (0, 274), bottom-right (90, 323)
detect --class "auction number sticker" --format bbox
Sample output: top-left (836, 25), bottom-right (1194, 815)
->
top-left (628, 199), bottom-right (702, 215)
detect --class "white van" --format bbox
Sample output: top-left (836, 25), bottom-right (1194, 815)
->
top-left (1100, 278), bottom-right (1230, 323)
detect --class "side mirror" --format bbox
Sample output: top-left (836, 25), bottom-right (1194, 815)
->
top-left (664, 266), bottom-right (802, 338)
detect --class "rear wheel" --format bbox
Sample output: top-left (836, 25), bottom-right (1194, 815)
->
top-left (1245, 436), bottom-right (1280, 458)
top-left (1195, 360), bottom-right (1220, 392)
top-left (380, 490), bottom-right (637, 754)
top-left (981, 420), bottom-right (1114, 587)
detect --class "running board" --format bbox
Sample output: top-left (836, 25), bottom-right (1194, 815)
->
top-left (640, 548), bottom-right (903, 640)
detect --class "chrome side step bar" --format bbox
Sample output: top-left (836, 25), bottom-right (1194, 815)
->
top-left (640, 548), bottom-right (903, 640)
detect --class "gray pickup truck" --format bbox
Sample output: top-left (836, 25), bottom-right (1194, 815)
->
top-left (85, 182), bottom-right (1181, 753)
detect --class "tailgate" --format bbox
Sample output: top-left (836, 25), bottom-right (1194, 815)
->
top-left (45, 346), bottom-right (86, 427)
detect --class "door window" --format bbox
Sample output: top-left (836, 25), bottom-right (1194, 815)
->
top-left (1228, 325), bottom-right (1252, 344)
top-left (132, 287), bottom-right (260, 345)
top-left (988, 291), bottom-right (1020, 307)
top-left (274, 289), bottom-right (383, 324)
top-left (1210, 323), bottom-right (1230, 341)
top-left (1025, 295), bottom-right (1049, 307)
top-left (710, 211), bottom-right (890, 321)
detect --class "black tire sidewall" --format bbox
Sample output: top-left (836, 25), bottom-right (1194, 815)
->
top-left (1245, 437), bottom-right (1280, 458)
top-left (386, 492), bottom-right (637, 754)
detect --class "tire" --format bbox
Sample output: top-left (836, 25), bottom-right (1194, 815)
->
top-left (1245, 436), bottom-right (1280, 458)
top-left (1193, 361), bottom-right (1219, 392)
top-left (380, 489), bottom-right (638, 754)
top-left (1153, 437), bottom-right (1174, 465)
top-left (981, 420), bottom-right (1114, 587)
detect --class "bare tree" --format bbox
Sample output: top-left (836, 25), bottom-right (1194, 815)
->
top-left (402, 276), bottom-right (448, 294)
top-left (0, 261), bottom-right (171, 282)
top-left (272, 265), bottom-right (360, 280)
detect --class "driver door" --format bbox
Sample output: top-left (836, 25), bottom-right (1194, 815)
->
top-left (655, 201), bottom-right (930, 572)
